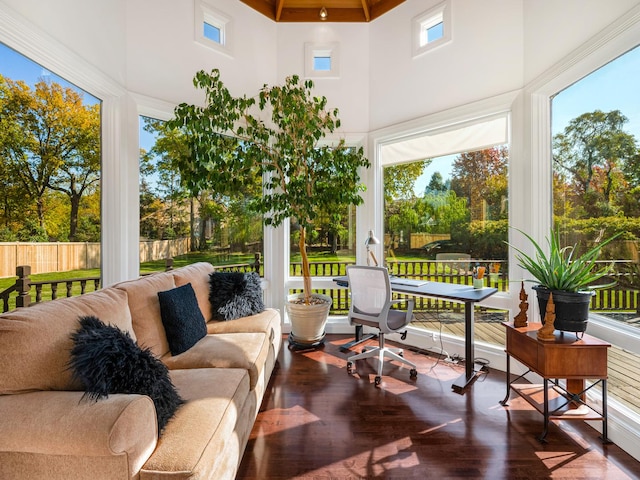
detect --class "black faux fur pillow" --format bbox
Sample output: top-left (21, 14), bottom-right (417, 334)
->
top-left (69, 315), bottom-right (184, 434)
top-left (158, 283), bottom-right (207, 355)
top-left (209, 271), bottom-right (265, 320)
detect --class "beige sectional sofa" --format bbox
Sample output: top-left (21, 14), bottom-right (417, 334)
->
top-left (0, 262), bottom-right (282, 480)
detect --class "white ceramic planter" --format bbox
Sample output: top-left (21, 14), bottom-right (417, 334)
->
top-left (286, 293), bottom-right (332, 347)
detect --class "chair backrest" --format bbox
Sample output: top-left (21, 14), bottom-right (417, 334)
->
top-left (346, 265), bottom-right (391, 317)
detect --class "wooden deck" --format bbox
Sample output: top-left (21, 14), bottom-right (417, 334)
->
top-left (412, 311), bottom-right (640, 417)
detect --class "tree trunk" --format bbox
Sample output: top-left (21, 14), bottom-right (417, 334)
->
top-left (199, 219), bottom-right (207, 251)
top-left (69, 193), bottom-right (80, 241)
top-left (329, 232), bottom-right (338, 254)
top-left (36, 197), bottom-right (46, 233)
top-left (190, 198), bottom-right (197, 251)
top-left (299, 227), bottom-right (312, 304)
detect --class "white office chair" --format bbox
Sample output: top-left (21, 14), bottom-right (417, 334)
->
top-left (345, 265), bottom-right (417, 386)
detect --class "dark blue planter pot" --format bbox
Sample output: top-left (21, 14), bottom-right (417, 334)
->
top-left (533, 285), bottom-right (594, 333)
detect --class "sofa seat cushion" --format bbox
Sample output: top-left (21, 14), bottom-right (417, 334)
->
top-left (114, 271), bottom-right (176, 358)
top-left (172, 262), bottom-right (215, 322)
top-left (140, 368), bottom-right (250, 480)
top-left (0, 391), bottom-right (157, 480)
top-left (0, 288), bottom-right (133, 395)
top-left (206, 308), bottom-right (282, 356)
top-left (162, 332), bottom-right (270, 390)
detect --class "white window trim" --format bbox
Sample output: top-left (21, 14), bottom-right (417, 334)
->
top-left (0, 2), bottom-right (139, 286)
top-left (368, 90), bottom-right (518, 314)
top-left (305, 43), bottom-right (340, 79)
top-left (412, 1), bottom-right (451, 58)
top-left (524, 3), bottom-right (640, 460)
top-left (194, 0), bottom-right (233, 58)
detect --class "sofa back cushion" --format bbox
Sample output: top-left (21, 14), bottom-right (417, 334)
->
top-left (114, 271), bottom-right (176, 358)
top-left (172, 262), bottom-right (215, 322)
top-left (0, 288), bottom-right (133, 395)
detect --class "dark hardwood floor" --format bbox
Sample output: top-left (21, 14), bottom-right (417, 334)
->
top-left (237, 335), bottom-right (640, 479)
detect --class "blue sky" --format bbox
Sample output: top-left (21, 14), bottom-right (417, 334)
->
top-left (0, 42), bottom-right (99, 104)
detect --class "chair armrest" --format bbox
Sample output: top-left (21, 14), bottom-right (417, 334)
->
top-left (0, 391), bottom-right (157, 464)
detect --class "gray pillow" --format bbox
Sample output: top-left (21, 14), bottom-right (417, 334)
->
top-left (209, 272), bottom-right (264, 320)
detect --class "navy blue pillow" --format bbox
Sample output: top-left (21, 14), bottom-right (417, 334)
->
top-left (69, 315), bottom-right (184, 434)
top-left (158, 283), bottom-right (207, 356)
top-left (209, 271), bottom-right (265, 320)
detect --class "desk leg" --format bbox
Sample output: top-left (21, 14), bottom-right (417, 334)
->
top-left (452, 301), bottom-right (477, 391)
top-left (340, 325), bottom-right (376, 351)
top-left (601, 379), bottom-right (611, 443)
top-left (539, 378), bottom-right (549, 443)
top-left (500, 354), bottom-right (511, 406)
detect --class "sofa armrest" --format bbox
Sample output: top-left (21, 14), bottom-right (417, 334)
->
top-left (0, 391), bottom-right (157, 479)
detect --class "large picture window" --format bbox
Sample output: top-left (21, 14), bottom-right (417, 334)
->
top-left (0, 42), bottom-right (101, 296)
top-left (377, 112), bottom-right (510, 347)
top-left (139, 116), bottom-right (264, 274)
top-left (551, 44), bottom-right (640, 419)
top-left (551, 45), bottom-right (640, 329)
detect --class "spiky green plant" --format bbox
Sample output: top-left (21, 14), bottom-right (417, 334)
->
top-left (507, 228), bottom-right (621, 292)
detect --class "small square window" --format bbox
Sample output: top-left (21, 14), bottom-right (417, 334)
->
top-left (413, 1), bottom-right (451, 58)
top-left (195, 1), bottom-right (233, 57)
top-left (305, 43), bottom-right (339, 79)
top-left (204, 22), bottom-right (222, 44)
top-left (424, 21), bottom-right (444, 44)
top-left (313, 56), bottom-right (331, 71)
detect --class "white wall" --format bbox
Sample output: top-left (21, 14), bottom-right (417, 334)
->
top-left (368, 0), bottom-right (524, 132)
top-left (276, 23), bottom-right (370, 134)
top-left (125, 0), bottom-right (278, 107)
top-left (1, 0), bottom-right (127, 87)
top-left (522, 0), bottom-right (640, 85)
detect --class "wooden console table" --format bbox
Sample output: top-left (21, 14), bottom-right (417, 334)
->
top-left (500, 322), bottom-right (610, 442)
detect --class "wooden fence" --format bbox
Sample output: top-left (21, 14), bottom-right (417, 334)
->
top-left (0, 239), bottom-right (191, 278)
top-left (2, 258), bottom-right (637, 315)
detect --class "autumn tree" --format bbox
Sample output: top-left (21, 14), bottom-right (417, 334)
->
top-left (384, 160), bottom-right (430, 201)
top-left (48, 100), bottom-right (100, 240)
top-left (553, 110), bottom-right (637, 216)
top-left (142, 117), bottom-right (263, 251)
top-left (450, 146), bottom-right (508, 221)
top-left (383, 160), bottom-right (430, 250)
top-left (0, 74), bottom-right (100, 239)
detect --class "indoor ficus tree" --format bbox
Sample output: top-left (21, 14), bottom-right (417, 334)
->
top-left (168, 69), bottom-right (370, 304)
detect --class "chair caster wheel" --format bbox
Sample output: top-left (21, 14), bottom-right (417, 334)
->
top-left (374, 376), bottom-right (382, 386)
top-left (410, 369), bottom-right (418, 378)
top-left (347, 361), bottom-right (353, 374)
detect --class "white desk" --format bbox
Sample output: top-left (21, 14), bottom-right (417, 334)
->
top-left (333, 276), bottom-right (498, 392)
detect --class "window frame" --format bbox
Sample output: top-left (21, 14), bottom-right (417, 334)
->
top-left (194, 0), bottom-right (233, 58)
top-left (412, 1), bottom-right (451, 58)
top-left (305, 43), bottom-right (340, 79)
top-left (0, 3), bottom-right (135, 286)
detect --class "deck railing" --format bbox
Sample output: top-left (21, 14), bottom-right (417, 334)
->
top-left (2, 257), bottom-right (637, 315)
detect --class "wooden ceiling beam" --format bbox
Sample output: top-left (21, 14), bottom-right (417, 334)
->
top-left (275, 0), bottom-right (285, 21)
top-left (370, 0), bottom-right (405, 21)
top-left (240, 0), bottom-right (405, 23)
top-left (240, 0), bottom-right (276, 21)
top-left (360, 0), bottom-right (371, 22)
top-left (278, 8), bottom-right (367, 22)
